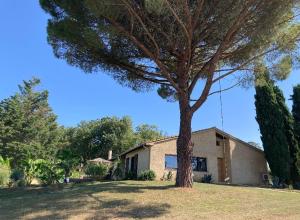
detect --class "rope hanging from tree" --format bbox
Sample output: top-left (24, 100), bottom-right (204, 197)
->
top-left (218, 73), bottom-right (230, 183)
top-left (218, 72), bottom-right (224, 131)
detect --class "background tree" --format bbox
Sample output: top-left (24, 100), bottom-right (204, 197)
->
top-left (65, 116), bottom-right (165, 163)
top-left (66, 120), bottom-right (102, 163)
top-left (67, 117), bottom-right (136, 163)
top-left (255, 71), bottom-right (291, 183)
top-left (40, 0), bottom-right (300, 187)
top-left (292, 85), bottom-right (300, 175)
top-left (135, 124), bottom-right (165, 144)
top-left (0, 78), bottom-right (61, 168)
top-left (92, 116), bottom-right (136, 159)
top-left (56, 127), bottom-right (80, 177)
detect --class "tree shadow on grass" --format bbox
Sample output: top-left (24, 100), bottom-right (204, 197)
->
top-left (0, 181), bottom-right (174, 199)
top-left (72, 181), bottom-right (175, 194)
top-left (0, 181), bottom-right (172, 220)
top-left (117, 203), bottom-right (171, 219)
top-left (19, 197), bottom-right (170, 220)
top-left (88, 193), bottom-right (171, 219)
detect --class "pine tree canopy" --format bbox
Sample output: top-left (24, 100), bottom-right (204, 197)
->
top-left (40, 0), bottom-right (300, 104)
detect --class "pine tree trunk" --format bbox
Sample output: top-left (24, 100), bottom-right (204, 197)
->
top-left (175, 95), bottom-right (193, 188)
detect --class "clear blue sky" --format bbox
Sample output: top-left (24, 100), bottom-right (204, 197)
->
top-left (1, 1), bottom-right (299, 145)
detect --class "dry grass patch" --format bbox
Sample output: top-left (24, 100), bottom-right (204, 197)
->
top-left (0, 181), bottom-right (300, 219)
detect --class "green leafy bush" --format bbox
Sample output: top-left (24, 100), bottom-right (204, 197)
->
top-left (84, 163), bottom-right (108, 180)
top-left (70, 170), bottom-right (84, 178)
top-left (57, 148), bottom-right (80, 178)
top-left (138, 170), bottom-right (156, 181)
top-left (0, 157), bottom-right (11, 187)
top-left (21, 159), bottom-right (37, 185)
top-left (34, 159), bottom-right (64, 185)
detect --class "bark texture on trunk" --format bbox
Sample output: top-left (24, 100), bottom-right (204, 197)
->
top-left (175, 95), bottom-right (193, 188)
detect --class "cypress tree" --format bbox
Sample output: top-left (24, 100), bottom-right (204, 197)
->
top-left (274, 86), bottom-right (300, 183)
top-left (255, 72), bottom-right (290, 183)
top-left (292, 85), bottom-right (300, 177)
top-left (0, 78), bottom-right (61, 168)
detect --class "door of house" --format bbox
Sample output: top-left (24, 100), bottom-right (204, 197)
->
top-left (130, 154), bottom-right (138, 178)
top-left (217, 158), bottom-right (225, 182)
top-left (125, 158), bottom-right (129, 173)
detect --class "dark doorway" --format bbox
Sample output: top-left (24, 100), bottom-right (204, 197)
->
top-left (130, 154), bottom-right (138, 179)
top-left (125, 158), bottom-right (129, 173)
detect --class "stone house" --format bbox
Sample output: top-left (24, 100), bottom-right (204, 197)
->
top-left (119, 127), bottom-right (268, 185)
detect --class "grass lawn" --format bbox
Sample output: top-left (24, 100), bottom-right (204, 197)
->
top-left (1, 181), bottom-right (300, 220)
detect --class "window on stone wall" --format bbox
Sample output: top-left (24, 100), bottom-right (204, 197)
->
top-left (192, 157), bottom-right (207, 172)
top-left (165, 155), bottom-right (177, 169)
top-left (165, 155), bottom-right (207, 172)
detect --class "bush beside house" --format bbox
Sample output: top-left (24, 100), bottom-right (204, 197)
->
top-left (138, 170), bottom-right (156, 181)
top-left (84, 163), bottom-right (109, 180)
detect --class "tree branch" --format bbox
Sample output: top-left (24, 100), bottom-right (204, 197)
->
top-left (192, 0), bottom-right (204, 29)
top-left (164, 0), bottom-right (191, 45)
top-left (121, 0), bottom-right (160, 57)
top-left (212, 48), bottom-right (278, 83)
top-left (103, 15), bottom-right (181, 92)
top-left (208, 80), bottom-right (242, 97)
top-left (188, 0), bottom-right (258, 95)
top-left (190, 72), bottom-right (214, 113)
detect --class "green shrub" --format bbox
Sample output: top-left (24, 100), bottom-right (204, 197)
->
top-left (201, 174), bottom-right (213, 183)
top-left (138, 170), bottom-right (156, 181)
top-left (166, 171), bottom-right (173, 181)
top-left (34, 159), bottom-right (64, 185)
top-left (10, 169), bottom-right (26, 187)
top-left (162, 171), bottom-right (173, 181)
top-left (22, 159), bottom-right (39, 185)
top-left (11, 179), bottom-right (26, 188)
top-left (125, 171), bottom-right (135, 180)
top-left (10, 169), bottom-right (24, 182)
top-left (0, 157), bottom-right (10, 187)
top-left (84, 163), bottom-right (108, 180)
top-left (70, 169), bottom-right (84, 178)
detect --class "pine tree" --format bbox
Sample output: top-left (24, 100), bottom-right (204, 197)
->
top-left (40, 0), bottom-right (300, 187)
top-left (292, 85), bottom-right (300, 177)
top-left (255, 72), bottom-right (290, 183)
